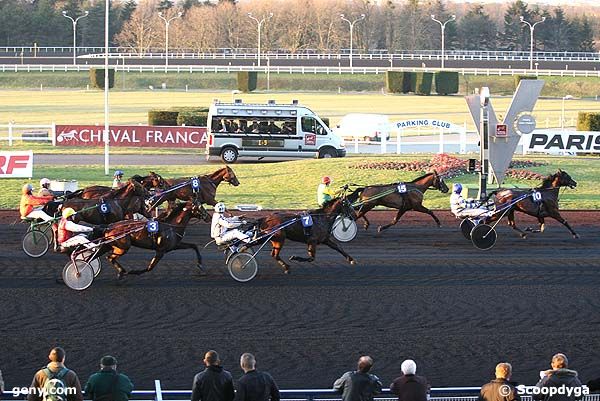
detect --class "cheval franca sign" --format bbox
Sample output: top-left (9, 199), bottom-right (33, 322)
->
top-left (55, 125), bottom-right (208, 148)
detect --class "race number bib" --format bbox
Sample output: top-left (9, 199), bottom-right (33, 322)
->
top-left (146, 220), bottom-right (159, 233)
top-left (98, 202), bottom-right (110, 214)
top-left (397, 183), bottom-right (407, 194)
top-left (191, 177), bottom-right (200, 193)
top-left (301, 214), bottom-right (313, 228)
top-left (531, 191), bottom-right (542, 202)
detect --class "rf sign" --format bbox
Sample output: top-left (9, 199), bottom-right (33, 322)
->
top-left (146, 220), bottom-right (159, 233)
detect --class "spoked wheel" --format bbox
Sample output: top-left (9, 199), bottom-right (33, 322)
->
top-left (460, 219), bottom-right (475, 240)
top-left (22, 229), bottom-right (50, 258)
top-left (332, 216), bottom-right (358, 242)
top-left (74, 250), bottom-right (102, 277)
top-left (227, 252), bottom-right (258, 283)
top-left (62, 260), bottom-right (94, 291)
top-left (470, 224), bottom-right (497, 250)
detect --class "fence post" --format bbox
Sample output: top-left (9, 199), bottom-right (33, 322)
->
top-left (396, 129), bottom-right (402, 154)
top-left (51, 122), bottom-right (56, 146)
top-left (380, 131), bottom-right (386, 154)
top-left (438, 127), bottom-right (444, 154)
top-left (154, 380), bottom-right (163, 401)
top-left (460, 123), bottom-right (467, 154)
top-left (8, 121), bottom-right (13, 146)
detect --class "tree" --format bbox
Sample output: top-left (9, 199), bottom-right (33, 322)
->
top-left (457, 4), bottom-right (498, 51)
top-left (397, 0), bottom-right (430, 51)
top-left (429, 0), bottom-right (458, 51)
top-left (570, 15), bottom-right (596, 52)
top-left (499, 0), bottom-right (530, 51)
top-left (114, 0), bottom-right (160, 53)
top-left (537, 7), bottom-right (570, 52)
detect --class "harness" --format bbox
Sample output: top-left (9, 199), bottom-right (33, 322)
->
top-left (146, 177), bottom-right (201, 210)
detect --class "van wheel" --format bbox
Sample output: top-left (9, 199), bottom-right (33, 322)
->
top-left (318, 147), bottom-right (336, 159)
top-left (220, 147), bottom-right (238, 163)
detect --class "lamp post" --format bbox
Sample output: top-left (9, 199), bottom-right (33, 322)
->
top-left (430, 14), bottom-right (456, 69)
top-left (479, 86), bottom-right (490, 201)
top-left (247, 12), bottom-right (273, 67)
top-left (561, 95), bottom-right (573, 130)
top-left (62, 10), bottom-right (89, 65)
top-left (340, 13), bottom-right (365, 69)
top-left (520, 16), bottom-right (546, 71)
top-left (103, 0), bottom-right (109, 175)
top-left (158, 11), bottom-right (183, 71)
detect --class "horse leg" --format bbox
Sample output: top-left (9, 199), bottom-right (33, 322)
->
top-left (129, 251), bottom-right (165, 275)
top-left (290, 242), bottom-right (316, 263)
top-left (174, 241), bottom-right (206, 275)
top-left (324, 238), bottom-right (356, 265)
top-left (412, 204), bottom-right (442, 228)
top-left (507, 210), bottom-right (527, 238)
top-left (270, 240), bottom-right (290, 274)
top-left (378, 209), bottom-right (407, 232)
top-left (106, 245), bottom-right (129, 279)
top-left (355, 205), bottom-right (374, 230)
top-left (549, 212), bottom-right (579, 239)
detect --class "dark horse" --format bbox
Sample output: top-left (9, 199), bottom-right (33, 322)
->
top-left (147, 166), bottom-right (240, 210)
top-left (491, 169), bottom-right (578, 238)
top-left (352, 171), bottom-right (449, 232)
top-left (98, 201), bottom-right (205, 278)
top-left (255, 196), bottom-right (357, 274)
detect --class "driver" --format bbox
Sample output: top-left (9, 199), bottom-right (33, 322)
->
top-left (210, 202), bottom-right (251, 251)
top-left (450, 183), bottom-right (493, 218)
top-left (38, 178), bottom-right (54, 197)
top-left (112, 170), bottom-right (125, 189)
top-left (317, 176), bottom-right (335, 206)
top-left (57, 207), bottom-right (95, 252)
top-left (19, 183), bottom-right (55, 222)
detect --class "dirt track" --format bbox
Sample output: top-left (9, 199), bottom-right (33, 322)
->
top-left (1, 210), bottom-right (599, 391)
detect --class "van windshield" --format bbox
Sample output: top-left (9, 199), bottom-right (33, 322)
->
top-left (301, 117), bottom-right (327, 135)
top-left (210, 116), bottom-right (297, 135)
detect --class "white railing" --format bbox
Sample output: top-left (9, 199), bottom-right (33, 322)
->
top-left (0, 123), bottom-right (56, 146)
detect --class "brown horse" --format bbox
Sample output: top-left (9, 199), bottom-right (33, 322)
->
top-left (255, 196), bottom-right (356, 274)
top-left (147, 166), bottom-right (240, 210)
top-left (98, 201), bottom-right (206, 279)
top-left (491, 169), bottom-right (578, 238)
top-left (353, 171), bottom-right (449, 232)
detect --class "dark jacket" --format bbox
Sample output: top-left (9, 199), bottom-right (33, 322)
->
top-left (390, 374), bottom-right (430, 401)
top-left (191, 365), bottom-right (235, 401)
top-left (478, 379), bottom-right (520, 401)
top-left (28, 362), bottom-right (84, 401)
top-left (84, 368), bottom-right (134, 401)
top-left (333, 371), bottom-right (383, 401)
top-left (235, 370), bottom-right (280, 401)
top-left (535, 369), bottom-right (584, 401)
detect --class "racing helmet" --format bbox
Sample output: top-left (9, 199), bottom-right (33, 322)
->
top-left (214, 202), bottom-right (226, 213)
top-left (40, 178), bottom-right (51, 187)
top-left (22, 183), bottom-right (33, 194)
top-left (114, 170), bottom-right (124, 177)
top-left (62, 207), bottom-right (77, 219)
top-left (452, 183), bottom-right (463, 194)
top-left (322, 176), bottom-right (331, 185)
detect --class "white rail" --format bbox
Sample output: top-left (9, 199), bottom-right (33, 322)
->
top-left (0, 123), bottom-right (56, 146)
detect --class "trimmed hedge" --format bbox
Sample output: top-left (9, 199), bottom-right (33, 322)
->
top-left (148, 107), bottom-right (210, 126)
top-left (514, 75), bottom-right (537, 88)
top-left (577, 112), bottom-right (600, 131)
top-left (385, 71), bottom-right (413, 94)
top-left (238, 71), bottom-right (258, 92)
top-left (148, 110), bottom-right (179, 126)
top-left (435, 71), bottom-right (459, 95)
top-left (89, 68), bottom-right (115, 89)
top-left (414, 72), bottom-right (433, 95)
top-left (177, 111), bottom-right (208, 127)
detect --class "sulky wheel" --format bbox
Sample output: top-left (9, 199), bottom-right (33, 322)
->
top-left (62, 260), bottom-right (94, 291)
top-left (332, 216), bottom-right (358, 242)
top-left (74, 249), bottom-right (102, 277)
top-left (460, 219), bottom-right (476, 240)
top-left (227, 252), bottom-right (258, 283)
top-left (22, 229), bottom-right (50, 258)
top-left (470, 224), bottom-right (498, 250)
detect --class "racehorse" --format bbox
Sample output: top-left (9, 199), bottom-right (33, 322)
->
top-left (255, 196), bottom-right (357, 274)
top-left (147, 166), bottom-right (240, 210)
top-left (98, 201), bottom-right (205, 278)
top-left (491, 169), bottom-right (579, 238)
top-left (73, 175), bottom-right (153, 200)
top-left (352, 171), bottom-right (449, 232)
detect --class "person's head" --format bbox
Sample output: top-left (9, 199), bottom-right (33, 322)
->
top-left (48, 347), bottom-right (66, 363)
top-left (22, 183), bottom-right (33, 195)
top-left (40, 178), bottom-right (51, 189)
top-left (214, 202), bottom-right (226, 214)
top-left (114, 170), bottom-right (124, 179)
top-left (495, 362), bottom-right (512, 380)
top-left (204, 350), bottom-right (220, 367)
top-left (100, 355), bottom-right (117, 370)
top-left (322, 176), bottom-right (331, 185)
top-left (357, 356), bottom-right (374, 373)
top-left (452, 183), bottom-right (462, 194)
top-left (62, 207), bottom-right (77, 220)
top-left (240, 353), bottom-right (256, 373)
top-left (551, 353), bottom-right (568, 369)
top-left (401, 359), bottom-right (416, 375)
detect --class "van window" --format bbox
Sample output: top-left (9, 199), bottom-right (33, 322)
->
top-left (301, 117), bottom-right (327, 135)
top-left (211, 116), bottom-right (296, 135)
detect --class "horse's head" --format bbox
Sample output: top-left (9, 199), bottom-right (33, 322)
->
top-left (143, 172), bottom-right (166, 189)
top-left (432, 170), bottom-right (449, 193)
top-left (223, 166), bottom-right (240, 186)
top-left (556, 169), bottom-right (577, 189)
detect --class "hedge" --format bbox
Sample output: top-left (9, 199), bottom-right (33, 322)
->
top-left (148, 110), bottom-right (179, 126)
top-left (238, 71), bottom-right (258, 92)
top-left (414, 72), bottom-right (433, 95)
top-left (177, 111), bottom-right (209, 127)
top-left (89, 68), bottom-right (115, 89)
top-left (435, 71), bottom-right (459, 95)
top-left (576, 112), bottom-right (600, 131)
top-left (514, 75), bottom-right (537, 88)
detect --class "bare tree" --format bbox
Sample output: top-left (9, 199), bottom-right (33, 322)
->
top-left (115, 0), bottom-right (161, 54)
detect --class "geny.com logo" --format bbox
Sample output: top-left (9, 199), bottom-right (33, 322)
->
top-left (11, 384), bottom-right (78, 398)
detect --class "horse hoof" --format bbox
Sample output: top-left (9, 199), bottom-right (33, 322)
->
top-left (376, 226), bottom-right (383, 233)
top-left (350, 260), bottom-right (356, 265)
top-left (196, 265), bottom-right (207, 276)
top-left (520, 234), bottom-right (527, 239)
top-left (117, 271), bottom-right (127, 280)
top-left (283, 267), bottom-right (290, 274)
top-left (289, 256), bottom-right (296, 261)
top-left (573, 234), bottom-right (580, 239)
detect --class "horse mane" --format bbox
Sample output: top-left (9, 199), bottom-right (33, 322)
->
top-left (409, 171), bottom-right (434, 183)
top-left (538, 173), bottom-right (557, 189)
top-left (157, 202), bottom-right (188, 221)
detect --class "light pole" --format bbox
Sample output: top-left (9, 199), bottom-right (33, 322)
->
top-left (247, 12), bottom-right (273, 67)
top-left (340, 13), bottom-right (365, 69)
top-left (479, 86), bottom-right (490, 201)
top-left (520, 16), bottom-right (546, 71)
top-left (431, 14), bottom-right (456, 69)
top-left (62, 10), bottom-right (89, 65)
top-left (158, 11), bottom-right (183, 71)
top-left (561, 94), bottom-right (573, 130)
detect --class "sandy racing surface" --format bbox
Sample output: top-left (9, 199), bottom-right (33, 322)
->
top-left (1, 210), bottom-right (599, 390)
